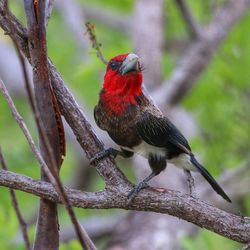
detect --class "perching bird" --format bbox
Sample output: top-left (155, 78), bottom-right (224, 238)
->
top-left (93, 53), bottom-right (231, 202)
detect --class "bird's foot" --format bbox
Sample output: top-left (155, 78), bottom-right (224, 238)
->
top-left (90, 148), bottom-right (119, 165)
top-left (127, 181), bottom-right (149, 201)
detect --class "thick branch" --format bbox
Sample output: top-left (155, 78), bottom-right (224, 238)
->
top-left (0, 170), bottom-right (250, 244)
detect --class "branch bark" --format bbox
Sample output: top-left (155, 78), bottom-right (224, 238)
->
top-left (0, 170), bottom-right (250, 244)
top-left (24, 1), bottom-right (65, 248)
top-left (0, 3), bottom-right (128, 187)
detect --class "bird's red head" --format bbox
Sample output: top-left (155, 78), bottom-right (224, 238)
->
top-left (101, 53), bottom-right (143, 114)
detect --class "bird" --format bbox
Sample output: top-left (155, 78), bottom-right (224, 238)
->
top-left (93, 52), bottom-right (231, 202)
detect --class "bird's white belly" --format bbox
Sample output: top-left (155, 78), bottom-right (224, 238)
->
top-left (121, 143), bottom-right (197, 172)
top-left (169, 153), bottom-right (197, 171)
top-left (121, 141), bottom-right (166, 159)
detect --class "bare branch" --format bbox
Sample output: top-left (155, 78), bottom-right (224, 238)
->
top-left (153, 0), bottom-right (250, 107)
top-left (175, 0), bottom-right (200, 39)
top-left (1, 3), bottom-right (249, 246)
top-left (0, 78), bottom-right (96, 250)
top-left (23, 4), bottom-right (64, 246)
top-left (0, 149), bottom-right (31, 250)
top-left (0, 170), bottom-right (250, 244)
top-left (0, 0), bottom-right (128, 186)
top-left (23, 1), bottom-right (96, 249)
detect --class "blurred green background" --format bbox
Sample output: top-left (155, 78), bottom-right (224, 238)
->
top-left (0, 0), bottom-right (249, 249)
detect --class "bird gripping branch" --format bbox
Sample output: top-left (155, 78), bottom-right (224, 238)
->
top-left (93, 53), bottom-right (231, 203)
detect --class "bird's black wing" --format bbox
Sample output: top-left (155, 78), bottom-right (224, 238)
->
top-left (136, 112), bottom-right (232, 203)
top-left (136, 112), bottom-right (192, 156)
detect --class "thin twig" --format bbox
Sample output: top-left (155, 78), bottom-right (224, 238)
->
top-left (0, 79), bottom-right (97, 250)
top-left (85, 21), bottom-right (108, 65)
top-left (0, 148), bottom-right (31, 250)
top-left (175, 0), bottom-right (200, 39)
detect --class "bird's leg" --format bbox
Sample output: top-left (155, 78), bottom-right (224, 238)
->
top-left (184, 169), bottom-right (196, 196)
top-left (90, 148), bottom-right (133, 165)
top-left (127, 154), bottom-right (167, 201)
top-left (127, 171), bottom-right (157, 201)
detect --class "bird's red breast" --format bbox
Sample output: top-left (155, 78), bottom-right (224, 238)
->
top-left (101, 53), bottom-right (143, 115)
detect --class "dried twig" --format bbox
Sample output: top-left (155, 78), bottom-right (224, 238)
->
top-left (0, 148), bottom-right (31, 250)
top-left (85, 21), bottom-right (108, 65)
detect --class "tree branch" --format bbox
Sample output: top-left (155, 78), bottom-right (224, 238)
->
top-left (0, 3), bottom-right (128, 188)
top-left (153, 0), bottom-right (250, 107)
top-left (175, 0), bottom-right (200, 39)
top-left (1, 2), bottom-right (250, 247)
top-left (0, 170), bottom-right (250, 244)
top-left (0, 75), bottom-right (96, 249)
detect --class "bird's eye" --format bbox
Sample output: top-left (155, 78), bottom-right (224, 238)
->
top-left (109, 60), bottom-right (120, 70)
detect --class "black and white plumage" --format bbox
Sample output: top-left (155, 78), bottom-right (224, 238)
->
top-left (93, 53), bottom-right (231, 202)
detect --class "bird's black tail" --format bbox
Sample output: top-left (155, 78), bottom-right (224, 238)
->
top-left (190, 155), bottom-right (231, 203)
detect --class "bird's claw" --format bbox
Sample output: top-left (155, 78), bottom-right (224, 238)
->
top-left (127, 181), bottom-right (149, 202)
top-left (90, 148), bottom-right (118, 165)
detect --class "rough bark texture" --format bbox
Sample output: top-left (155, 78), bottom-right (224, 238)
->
top-left (24, 1), bottom-right (65, 249)
top-left (0, 170), bottom-right (250, 244)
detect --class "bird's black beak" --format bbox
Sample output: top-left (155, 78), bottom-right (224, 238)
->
top-left (120, 53), bottom-right (140, 75)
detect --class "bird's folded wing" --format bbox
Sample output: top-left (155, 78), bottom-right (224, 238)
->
top-left (136, 112), bottom-right (191, 154)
